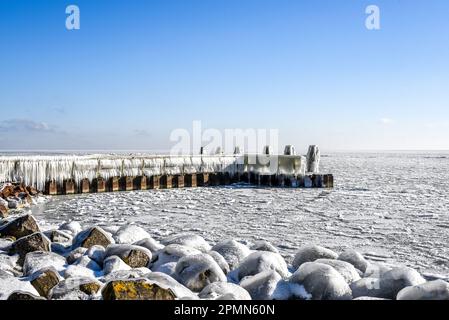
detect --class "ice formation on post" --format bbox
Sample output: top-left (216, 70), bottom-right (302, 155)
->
top-left (306, 145), bottom-right (320, 173)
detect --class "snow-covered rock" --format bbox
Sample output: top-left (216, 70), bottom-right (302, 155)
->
top-left (338, 249), bottom-right (369, 273)
top-left (63, 264), bottom-right (99, 279)
top-left (152, 261), bottom-right (177, 277)
top-left (208, 250), bottom-right (230, 275)
top-left (86, 245), bottom-right (106, 265)
top-left (162, 234), bottom-right (211, 252)
top-left (101, 268), bottom-right (151, 283)
top-left (133, 237), bottom-right (164, 254)
top-left (50, 276), bottom-right (102, 299)
top-left (350, 277), bottom-right (384, 299)
top-left (66, 247), bottom-right (88, 264)
top-left (240, 270), bottom-right (283, 300)
top-left (250, 240), bottom-right (279, 254)
top-left (72, 255), bottom-right (102, 272)
top-left (59, 221), bottom-right (82, 236)
top-left (396, 280), bottom-right (449, 300)
top-left (199, 282), bottom-right (251, 300)
top-left (290, 262), bottom-right (352, 300)
top-left (0, 270), bottom-right (39, 300)
top-left (104, 244), bottom-right (152, 268)
top-left (23, 251), bottom-right (66, 276)
top-left (211, 240), bottom-right (251, 270)
top-left (314, 259), bottom-right (361, 284)
top-left (292, 245), bottom-right (338, 269)
top-left (146, 272), bottom-right (195, 299)
top-left (174, 253), bottom-right (227, 292)
top-left (72, 226), bottom-right (114, 249)
top-left (103, 256), bottom-right (131, 275)
top-left (151, 244), bottom-right (202, 270)
top-left (363, 262), bottom-right (393, 278)
top-left (113, 224), bottom-right (152, 244)
top-left (237, 251), bottom-right (289, 280)
top-left (378, 267), bottom-right (426, 299)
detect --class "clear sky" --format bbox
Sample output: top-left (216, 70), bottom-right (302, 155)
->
top-left (1, 0), bottom-right (448, 152)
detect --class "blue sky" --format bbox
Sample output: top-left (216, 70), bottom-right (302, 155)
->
top-left (0, 0), bottom-right (448, 152)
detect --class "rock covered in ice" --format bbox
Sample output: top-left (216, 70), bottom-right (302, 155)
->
top-left (290, 262), bottom-right (352, 300)
top-left (314, 259), bottom-right (361, 284)
top-left (199, 282), bottom-right (251, 300)
top-left (29, 267), bottom-right (62, 298)
top-left (72, 226), bottom-right (114, 249)
top-left (151, 244), bottom-right (202, 270)
top-left (101, 278), bottom-right (176, 300)
top-left (237, 251), bottom-right (289, 280)
top-left (396, 280), bottom-right (449, 300)
top-left (162, 234), bottom-right (211, 253)
top-left (50, 276), bottom-right (102, 300)
top-left (211, 240), bottom-right (251, 270)
top-left (66, 247), bottom-right (88, 264)
top-left (113, 224), bottom-right (152, 244)
top-left (86, 245), bottom-right (106, 265)
top-left (105, 244), bottom-right (152, 268)
top-left (11, 232), bottom-right (51, 265)
top-left (0, 214), bottom-right (40, 239)
top-left (59, 221), bottom-right (82, 236)
top-left (292, 245), bottom-right (338, 269)
top-left (363, 262), bottom-right (393, 278)
top-left (133, 237), bottom-right (164, 254)
top-left (23, 251), bottom-right (66, 276)
top-left (101, 268), bottom-right (151, 283)
top-left (338, 249), bottom-right (369, 273)
top-left (63, 264), bottom-right (98, 279)
top-left (153, 261), bottom-right (177, 277)
top-left (208, 250), bottom-right (230, 275)
top-left (7, 291), bottom-right (46, 300)
top-left (72, 255), bottom-right (102, 271)
top-left (103, 256), bottom-right (131, 275)
top-left (250, 240), bottom-right (279, 254)
top-left (240, 270), bottom-right (283, 300)
top-left (0, 252), bottom-right (19, 276)
top-left (350, 278), bottom-right (383, 299)
top-left (174, 253), bottom-right (227, 292)
top-left (0, 270), bottom-right (39, 300)
top-left (377, 267), bottom-right (426, 299)
top-left (147, 272), bottom-right (195, 299)
top-left (45, 229), bottom-right (73, 244)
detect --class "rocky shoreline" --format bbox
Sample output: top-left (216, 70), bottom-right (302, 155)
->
top-left (1, 184), bottom-right (449, 300)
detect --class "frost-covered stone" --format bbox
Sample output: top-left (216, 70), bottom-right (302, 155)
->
top-left (174, 253), bottom-right (227, 292)
top-left (11, 232), bottom-right (51, 265)
top-left (63, 264), bottom-right (98, 279)
top-left (0, 270), bottom-right (39, 300)
top-left (240, 270), bottom-right (283, 300)
top-left (72, 226), bottom-right (114, 249)
top-left (45, 229), bottom-right (72, 244)
top-left (378, 267), bottom-right (426, 299)
top-left (86, 245), bottom-right (106, 265)
top-left (66, 247), bottom-right (88, 264)
top-left (396, 280), bottom-right (449, 300)
top-left (208, 250), bottom-right (230, 275)
top-left (23, 251), bottom-right (66, 276)
top-left (237, 251), bottom-right (289, 280)
top-left (72, 255), bottom-right (102, 271)
top-left (199, 282), bottom-right (251, 300)
top-left (0, 252), bottom-right (19, 276)
top-left (59, 221), bottom-right (82, 236)
top-left (50, 277), bottom-right (102, 299)
top-left (152, 261), bottom-right (177, 277)
top-left (250, 240), bottom-right (279, 254)
top-left (146, 272), bottom-right (195, 299)
top-left (350, 278), bottom-right (383, 299)
top-left (292, 245), bottom-right (338, 269)
top-left (162, 234), bottom-right (211, 252)
top-left (29, 267), bottom-right (62, 298)
top-left (102, 278), bottom-right (176, 300)
top-left (105, 244), bottom-right (152, 268)
top-left (363, 262), bottom-right (393, 278)
top-left (0, 214), bottom-right (40, 239)
top-left (315, 259), bottom-right (361, 284)
top-left (290, 262), bottom-right (352, 300)
top-left (211, 240), bottom-right (251, 270)
top-left (338, 249), bottom-right (369, 273)
top-left (7, 291), bottom-right (46, 300)
top-left (101, 268), bottom-right (151, 283)
top-left (113, 224), bottom-right (152, 244)
top-left (133, 237), bottom-right (164, 254)
top-left (103, 255), bottom-right (131, 275)
top-left (151, 244), bottom-right (201, 270)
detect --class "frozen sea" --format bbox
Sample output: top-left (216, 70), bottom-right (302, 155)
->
top-left (26, 152), bottom-right (449, 278)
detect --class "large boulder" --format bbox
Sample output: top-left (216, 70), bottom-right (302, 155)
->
top-left (86, 245), bottom-right (106, 266)
top-left (237, 251), bottom-right (289, 280)
top-left (250, 240), bottom-right (279, 254)
top-left (72, 226), bottom-right (114, 249)
top-left (314, 259), bottom-right (361, 284)
top-left (7, 291), bottom-right (46, 300)
top-left (292, 245), bottom-right (338, 269)
top-left (146, 272), bottom-right (196, 299)
top-left (0, 214), bottom-right (40, 240)
top-left (66, 247), bottom-right (88, 264)
top-left (290, 262), bottom-right (352, 300)
top-left (103, 256), bottom-right (131, 275)
top-left (174, 253), bottom-right (227, 292)
top-left (338, 249), bottom-right (369, 273)
top-left (397, 280), bottom-right (449, 300)
top-left (72, 255), bottom-right (102, 272)
top-left (211, 240), bottom-right (251, 270)
top-left (377, 267), bottom-right (426, 299)
top-left (29, 267), bottom-right (62, 298)
top-left (350, 278), bottom-right (383, 299)
top-left (105, 244), bottom-right (152, 268)
top-left (240, 270), bottom-right (283, 300)
top-left (22, 251), bottom-right (66, 276)
top-left (199, 282), bottom-right (251, 300)
top-left (59, 221), bottom-right (82, 236)
top-left (114, 225), bottom-right (152, 244)
top-left (0, 270), bottom-right (39, 300)
top-left (208, 251), bottom-right (230, 275)
top-left (162, 234), bottom-right (211, 252)
top-left (133, 238), bottom-right (164, 254)
top-left (11, 232), bottom-right (51, 265)
top-left (101, 278), bottom-right (176, 300)
top-left (151, 244), bottom-right (201, 270)
top-left (45, 229), bottom-right (72, 244)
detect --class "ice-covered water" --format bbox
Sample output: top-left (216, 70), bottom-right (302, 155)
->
top-left (24, 152), bottom-right (449, 277)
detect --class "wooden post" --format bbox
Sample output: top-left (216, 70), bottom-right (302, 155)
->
top-left (197, 173), bottom-right (209, 187)
top-left (134, 176), bottom-right (147, 190)
top-left (96, 178), bottom-right (106, 193)
top-left (81, 179), bottom-right (90, 193)
top-left (151, 175), bottom-right (160, 189)
top-left (174, 175), bottom-right (185, 188)
top-left (209, 173), bottom-right (220, 186)
top-left (323, 174), bottom-right (334, 188)
top-left (161, 175), bottom-right (173, 189)
top-left (304, 175), bottom-right (313, 188)
top-left (64, 180), bottom-right (75, 194)
top-left (121, 176), bottom-right (133, 191)
top-left (108, 177), bottom-right (119, 192)
top-left (47, 181), bottom-right (58, 195)
top-left (185, 174), bottom-right (197, 187)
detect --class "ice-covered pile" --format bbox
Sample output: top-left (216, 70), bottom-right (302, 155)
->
top-left (1, 213), bottom-right (448, 300)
